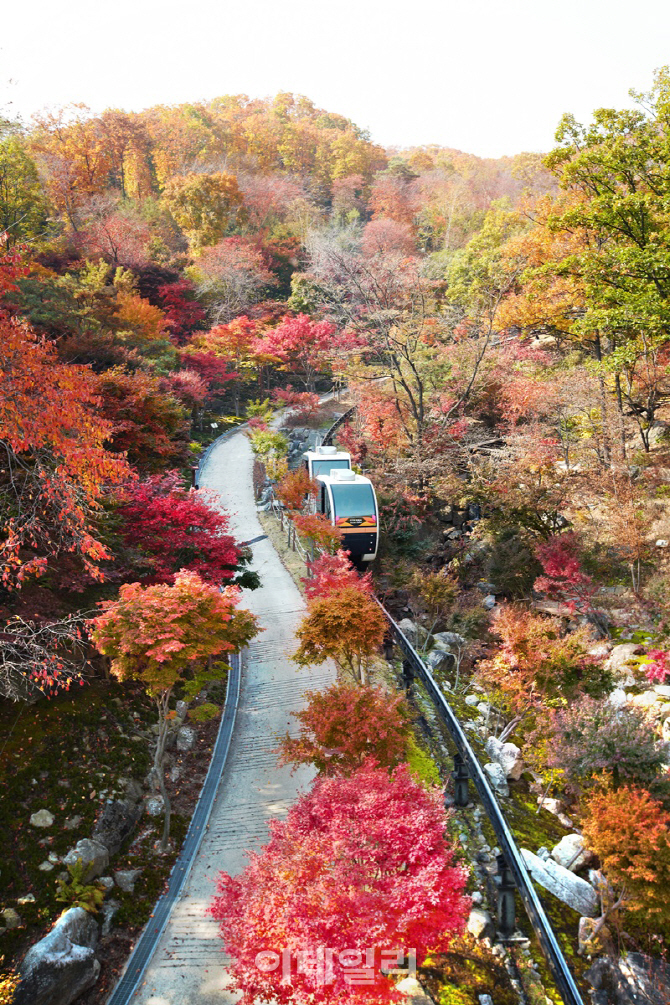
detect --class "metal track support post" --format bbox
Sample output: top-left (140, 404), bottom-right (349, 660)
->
top-left (496, 852), bottom-right (516, 938)
top-left (452, 752), bottom-right (470, 807)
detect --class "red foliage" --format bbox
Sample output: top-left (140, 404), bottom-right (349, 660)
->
top-left (210, 762), bottom-right (469, 1005)
top-left (76, 211), bottom-right (151, 269)
top-left (303, 549), bottom-right (372, 599)
top-left (643, 649), bottom-right (670, 684)
top-left (164, 369), bottom-right (208, 408)
top-left (477, 605), bottom-right (603, 712)
top-left (118, 470), bottom-right (245, 585)
top-left (272, 386), bottom-right (320, 419)
top-left (157, 279), bottom-right (206, 344)
top-left (178, 350), bottom-right (236, 392)
top-left (91, 569), bottom-right (259, 689)
top-left (533, 533), bottom-right (595, 613)
top-left (361, 219), bottom-right (416, 257)
top-left (0, 311), bottom-right (132, 587)
top-left (335, 421), bottom-right (367, 465)
top-left (278, 682), bottom-right (410, 775)
top-left (252, 314), bottom-right (337, 390)
top-left (97, 366), bottom-right (190, 471)
top-left (0, 246), bottom-right (28, 300)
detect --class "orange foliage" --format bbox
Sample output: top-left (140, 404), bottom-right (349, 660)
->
top-left (275, 467), bottom-right (319, 512)
top-left (278, 682), bottom-right (410, 775)
top-left (115, 290), bottom-right (170, 341)
top-left (0, 312), bottom-right (132, 587)
top-left (293, 512), bottom-right (342, 554)
top-left (582, 785), bottom-right (670, 924)
top-left (292, 585), bottom-right (386, 684)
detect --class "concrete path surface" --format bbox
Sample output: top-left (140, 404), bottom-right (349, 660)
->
top-left (129, 429), bottom-right (334, 1004)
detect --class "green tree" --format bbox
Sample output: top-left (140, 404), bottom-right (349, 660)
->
top-left (542, 68), bottom-right (670, 448)
top-left (0, 134), bottom-right (48, 246)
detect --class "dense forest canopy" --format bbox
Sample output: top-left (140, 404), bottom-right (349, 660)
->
top-left (4, 68), bottom-right (670, 998)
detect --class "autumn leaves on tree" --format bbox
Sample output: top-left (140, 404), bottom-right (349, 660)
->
top-left (211, 541), bottom-right (469, 1002)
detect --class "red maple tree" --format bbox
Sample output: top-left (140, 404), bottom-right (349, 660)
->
top-left (210, 762), bottom-right (469, 1005)
top-left (252, 313), bottom-right (337, 390)
top-left (303, 549), bottom-right (372, 599)
top-left (118, 471), bottom-right (258, 588)
top-left (0, 310), bottom-right (132, 588)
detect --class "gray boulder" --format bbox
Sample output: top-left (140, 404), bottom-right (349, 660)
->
top-left (604, 643), bottom-right (642, 686)
top-left (176, 725), bottom-right (197, 752)
top-left (92, 799), bottom-right (142, 855)
top-left (144, 794), bottom-right (165, 816)
top-left (521, 848), bottom-right (598, 916)
top-left (485, 737), bottom-right (524, 781)
top-left (62, 839), bottom-right (109, 883)
top-left (425, 649), bottom-right (455, 673)
top-left (101, 899), bottom-right (121, 938)
top-left (30, 809), bottom-right (54, 828)
top-left (397, 619), bottom-right (419, 645)
top-left (2, 908), bottom-right (21, 929)
top-left (467, 908), bottom-right (493, 940)
top-left (114, 868), bottom-right (142, 893)
top-left (585, 953), bottom-right (670, 1005)
top-left (483, 762), bottom-right (509, 797)
top-left (551, 833), bottom-right (595, 872)
top-left (15, 907), bottom-right (100, 1005)
top-left (432, 631), bottom-right (467, 652)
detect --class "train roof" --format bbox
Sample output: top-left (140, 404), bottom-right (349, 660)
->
top-left (315, 469), bottom-right (374, 488)
top-left (303, 445), bottom-right (350, 460)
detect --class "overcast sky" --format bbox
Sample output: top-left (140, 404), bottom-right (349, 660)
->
top-left (2, 0), bottom-right (669, 158)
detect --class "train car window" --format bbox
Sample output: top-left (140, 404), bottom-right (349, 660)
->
top-left (311, 458), bottom-right (350, 477)
top-left (331, 483), bottom-right (375, 518)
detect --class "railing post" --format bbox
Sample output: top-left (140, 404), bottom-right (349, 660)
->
top-left (452, 752), bottom-right (470, 807)
top-left (495, 852), bottom-right (516, 938)
top-left (401, 659), bottom-right (414, 691)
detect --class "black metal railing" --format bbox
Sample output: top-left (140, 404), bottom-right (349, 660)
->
top-left (106, 653), bottom-right (242, 1005)
top-left (321, 405), bottom-right (357, 446)
top-left (376, 600), bottom-right (584, 1005)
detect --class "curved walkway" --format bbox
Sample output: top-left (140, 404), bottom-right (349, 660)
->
top-left (128, 429), bottom-right (334, 1004)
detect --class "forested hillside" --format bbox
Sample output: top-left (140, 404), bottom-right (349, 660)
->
top-left (3, 69), bottom-right (670, 1003)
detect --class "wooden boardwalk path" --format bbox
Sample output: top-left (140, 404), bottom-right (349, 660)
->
top-left (128, 428), bottom-right (334, 1005)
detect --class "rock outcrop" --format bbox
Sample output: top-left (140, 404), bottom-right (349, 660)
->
top-left (15, 907), bottom-right (99, 1005)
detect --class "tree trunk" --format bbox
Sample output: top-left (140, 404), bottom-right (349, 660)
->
top-left (153, 691), bottom-right (172, 852)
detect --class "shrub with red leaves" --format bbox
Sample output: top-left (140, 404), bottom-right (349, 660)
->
top-left (118, 471), bottom-right (258, 588)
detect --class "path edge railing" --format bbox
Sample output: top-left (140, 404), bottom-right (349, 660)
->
top-left (377, 601), bottom-right (584, 1005)
top-left (105, 651), bottom-right (242, 1005)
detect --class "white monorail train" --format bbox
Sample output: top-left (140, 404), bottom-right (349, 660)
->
top-left (303, 444), bottom-right (351, 479)
top-left (315, 469), bottom-right (379, 565)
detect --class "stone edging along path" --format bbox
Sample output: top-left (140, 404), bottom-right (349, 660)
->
top-left (110, 425), bottom-right (335, 1005)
